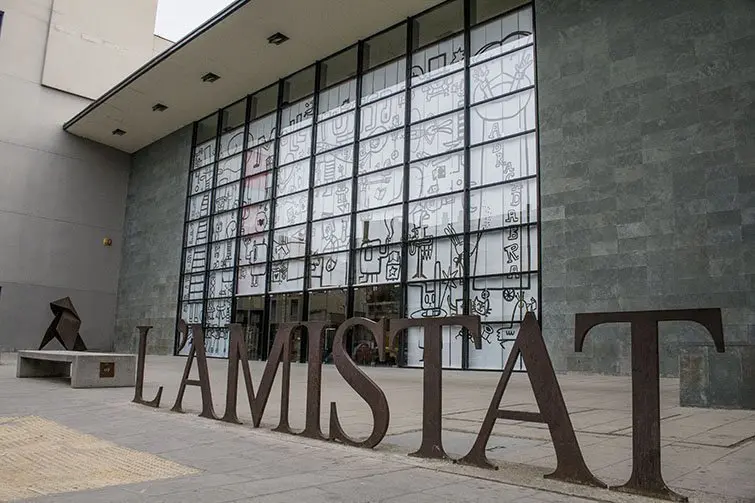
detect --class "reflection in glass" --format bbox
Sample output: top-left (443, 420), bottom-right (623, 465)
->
top-left (235, 295), bottom-right (265, 360)
top-left (353, 285), bottom-right (402, 365)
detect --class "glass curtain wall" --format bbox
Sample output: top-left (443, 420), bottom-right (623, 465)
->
top-left (178, 0), bottom-right (537, 370)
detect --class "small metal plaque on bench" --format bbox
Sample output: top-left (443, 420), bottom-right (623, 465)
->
top-left (99, 362), bottom-right (115, 378)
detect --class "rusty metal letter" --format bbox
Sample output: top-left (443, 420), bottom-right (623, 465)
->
top-left (575, 309), bottom-right (724, 502)
top-left (132, 325), bottom-right (163, 408)
top-left (329, 317), bottom-right (390, 448)
top-left (171, 324), bottom-right (218, 420)
top-left (387, 315), bottom-right (481, 460)
top-left (300, 322), bottom-right (330, 440)
top-left (459, 312), bottom-right (605, 488)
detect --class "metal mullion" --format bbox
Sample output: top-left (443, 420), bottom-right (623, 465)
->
top-left (470, 127), bottom-right (537, 150)
top-left (470, 83), bottom-right (536, 109)
top-left (347, 41), bottom-right (365, 320)
top-left (411, 28), bottom-right (465, 56)
top-left (398, 16), bottom-right (414, 368)
top-left (245, 137), bottom-right (275, 153)
top-left (201, 112), bottom-right (223, 346)
top-left (410, 145), bottom-right (466, 166)
top-left (302, 60), bottom-right (322, 326)
top-left (469, 1), bottom-right (532, 30)
top-left (408, 187), bottom-right (465, 206)
top-left (468, 40), bottom-right (535, 69)
top-left (314, 137), bottom-right (357, 158)
top-left (358, 124), bottom-right (405, 145)
top-left (231, 96), bottom-right (252, 334)
top-left (174, 121), bottom-right (199, 356)
top-left (531, 2), bottom-right (543, 326)
top-left (260, 80), bottom-right (286, 360)
top-left (470, 173), bottom-right (538, 194)
top-left (409, 105), bottom-right (466, 129)
top-left (362, 54), bottom-right (406, 80)
top-left (409, 65), bottom-right (466, 91)
top-left (462, 0), bottom-right (472, 370)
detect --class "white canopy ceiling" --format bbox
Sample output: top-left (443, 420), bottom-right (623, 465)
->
top-left (64, 0), bottom-right (443, 153)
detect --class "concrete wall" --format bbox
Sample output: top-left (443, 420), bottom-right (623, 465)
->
top-left (114, 126), bottom-right (191, 355)
top-left (41, 0), bottom-right (158, 99)
top-left (536, 0), bottom-right (755, 377)
top-left (0, 0), bottom-right (132, 351)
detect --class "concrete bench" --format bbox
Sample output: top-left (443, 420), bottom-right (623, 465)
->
top-left (17, 350), bottom-right (136, 388)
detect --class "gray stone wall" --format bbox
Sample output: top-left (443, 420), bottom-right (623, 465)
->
top-left (536, 0), bottom-right (755, 377)
top-left (114, 126), bottom-right (191, 354)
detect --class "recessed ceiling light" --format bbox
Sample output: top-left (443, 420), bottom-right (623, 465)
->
top-left (267, 32), bottom-right (289, 45)
top-left (201, 72), bottom-right (221, 83)
top-left (152, 103), bottom-right (168, 112)
top-left (112, 129), bottom-right (126, 136)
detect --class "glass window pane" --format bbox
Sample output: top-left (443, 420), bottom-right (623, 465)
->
top-left (188, 192), bottom-right (211, 220)
top-left (184, 245), bottom-right (207, 273)
top-left (241, 202), bottom-right (271, 235)
top-left (414, 0), bottom-right (463, 49)
top-left (320, 46), bottom-right (357, 88)
top-left (355, 245), bottom-right (402, 285)
top-left (276, 159), bottom-right (310, 196)
top-left (251, 85), bottom-right (278, 120)
top-left (355, 204), bottom-right (403, 248)
top-left (364, 24), bottom-right (407, 71)
top-left (181, 302), bottom-right (203, 324)
top-left (471, 7), bottom-right (533, 63)
top-left (205, 328), bottom-right (231, 358)
top-left (245, 141), bottom-right (275, 176)
top-left (274, 191), bottom-right (309, 228)
top-left (470, 177), bottom-right (537, 232)
top-left (213, 182), bottom-right (240, 213)
top-left (406, 324), bottom-right (464, 368)
top-left (222, 100), bottom-right (246, 133)
top-left (237, 264), bottom-right (267, 295)
top-left (218, 125), bottom-right (244, 160)
top-left (193, 139), bottom-right (216, 168)
top-left (270, 259), bottom-right (306, 292)
top-left (470, 225), bottom-right (538, 277)
top-left (238, 233), bottom-right (268, 265)
top-left (411, 71), bottom-right (465, 122)
top-left (182, 274), bottom-right (204, 300)
top-left (472, 0), bottom-right (529, 24)
top-left (247, 113), bottom-right (277, 147)
top-left (408, 192), bottom-right (465, 239)
top-left (283, 66), bottom-right (316, 104)
top-left (242, 172), bottom-right (273, 205)
top-left (315, 146), bottom-right (353, 186)
top-left (280, 97), bottom-right (314, 135)
top-left (361, 59), bottom-right (407, 104)
top-left (316, 112), bottom-right (355, 152)
top-left (409, 151), bottom-right (464, 200)
top-left (407, 237), bottom-right (464, 281)
top-left (208, 269), bottom-right (235, 298)
top-left (471, 47), bottom-right (534, 105)
top-left (468, 322), bottom-right (525, 371)
top-left (357, 166), bottom-right (404, 211)
top-left (309, 252), bottom-right (349, 289)
top-left (196, 113), bottom-right (218, 145)
top-left (190, 166), bottom-right (213, 195)
top-left (186, 218), bottom-right (210, 247)
top-left (318, 79), bottom-right (356, 119)
top-left (310, 216), bottom-right (350, 254)
top-left (470, 89), bottom-right (535, 145)
top-left (411, 34), bottom-right (465, 85)
top-left (272, 224), bottom-right (307, 260)
top-left (410, 110), bottom-right (464, 161)
top-left (359, 130), bottom-right (404, 174)
top-left (235, 295), bottom-right (266, 360)
top-left (360, 93), bottom-right (405, 139)
top-left (206, 298), bottom-right (232, 327)
top-left (278, 129), bottom-right (312, 165)
top-left (470, 132), bottom-right (537, 188)
top-left (469, 273), bottom-right (538, 322)
top-left (308, 289), bottom-right (347, 323)
top-left (209, 239), bottom-right (237, 270)
top-left (312, 180), bottom-right (351, 220)
top-left (212, 210), bottom-right (238, 242)
top-left (216, 153), bottom-right (243, 185)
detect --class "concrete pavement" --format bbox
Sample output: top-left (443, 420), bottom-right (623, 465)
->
top-left (0, 353), bottom-right (753, 502)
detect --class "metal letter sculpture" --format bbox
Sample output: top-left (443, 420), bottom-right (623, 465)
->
top-left (575, 309), bottom-right (724, 502)
top-left (39, 297), bottom-right (87, 351)
top-left (171, 323), bottom-right (218, 419)
top-left (133, 326), bottom-right (163, 408)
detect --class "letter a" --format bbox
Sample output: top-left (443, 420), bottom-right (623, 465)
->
top-left (171, 323), bottom-right (218, 419)
top-left (459, 312), bottom-right (605, 489)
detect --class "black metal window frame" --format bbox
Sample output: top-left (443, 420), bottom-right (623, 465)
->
top-left (176, 0), bottom-right (540, 370)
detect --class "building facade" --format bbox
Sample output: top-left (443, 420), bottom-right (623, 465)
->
top-left (0, 0), bottom-right (166, 351)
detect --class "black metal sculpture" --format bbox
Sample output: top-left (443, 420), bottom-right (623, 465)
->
top-left (39, 297), bottom-right (87, 351)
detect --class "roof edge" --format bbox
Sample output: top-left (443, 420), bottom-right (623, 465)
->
top-left (63, 0), bottom-right (252, 132)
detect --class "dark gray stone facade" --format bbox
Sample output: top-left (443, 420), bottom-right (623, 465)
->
top-left (114, 126), bottom-right (191, 354)
top-left (536, 0), bottom-right (755, 394)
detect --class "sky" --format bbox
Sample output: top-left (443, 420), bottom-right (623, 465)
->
top-left (155, 0), bottom-right (237, 42)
